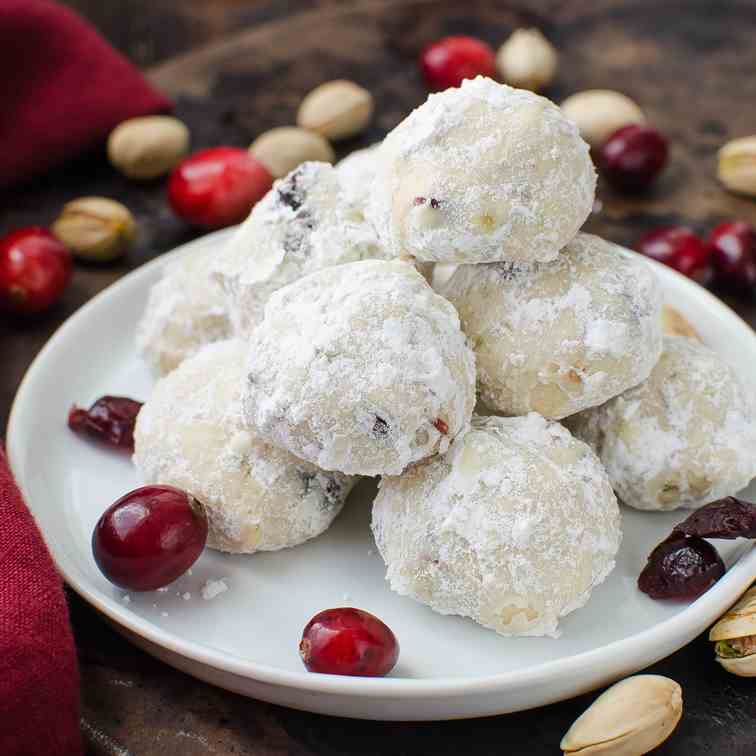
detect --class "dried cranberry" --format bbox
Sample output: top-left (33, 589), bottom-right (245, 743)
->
top-left (638, 533), bottom-right (725, 600)
top-left (414, 196), bottom-right (442, 209)
top-left (372, 416), bottom-right (390, 437)
top-left (635, 226), bottom-right (712, 284)
top-left (707, 221), bottom-right (756, 292)
top-left (419, 36), bottom-right (496, 91)
top-left (93, 485), bottom-right (208, 591)
top-left (433, 418), bottom-right (449, 435)
top-left (599, 124), bottom-right (669, 192)
top-left (68, 396), bottom-right (143, 453)
top-left (673, 497), bottom-right (756, 540)
top-left (299, 607), bottom-right (399, 676)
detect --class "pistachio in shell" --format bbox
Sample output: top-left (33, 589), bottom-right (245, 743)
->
top-left (52, 197), bottom-right (136, 262)
top-left (561, 675), bottom-right (682, 755)
top-left (710, 583), bottom-right (756, 677)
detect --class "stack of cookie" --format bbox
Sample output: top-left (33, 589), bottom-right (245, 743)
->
top-left (133, 77), bottom-right (756, 638)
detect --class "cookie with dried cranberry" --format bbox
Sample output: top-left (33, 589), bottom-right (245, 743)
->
top-left (242, 259), bottom-right (476, 476)
top-left (568, 336), bottom-right (756, 511)
top-left (440, 233), bottom-right (663, 419)
top-left (134, 340), bottom-right (355, 553)
top-left (372, 414), bottom-right (621, 637)
top-left (212, 161), bottom-right (389, 337)
top-left (369, 77), bottom-right (595, 264)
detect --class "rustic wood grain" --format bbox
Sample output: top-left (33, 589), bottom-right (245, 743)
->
top-left (2, 1), bottom-right (756, 754)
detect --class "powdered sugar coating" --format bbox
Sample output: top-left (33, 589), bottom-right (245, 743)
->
top-left (369, 77), bottom-right (596, 263)
top-left (134, 340), bottom-right (355, 553)
top-left (243, 259), bottom-right (476, 476)
top-left (372, 414), bottom-right (621, 637)
top-left (137, 247), bottom-right (230, 375)
top-left (336, 142), bottom-right (381, 218)
top-left (212, 161), bottom-right (389, 337)
top-left (567, 336), bottom-right (756, 511)
top-left (440, 233), bottom-right (663, 419)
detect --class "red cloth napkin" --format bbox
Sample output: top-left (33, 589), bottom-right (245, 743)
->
top-left (0, 449), bottom-right (82, 756)
top-left (0, 0), bottom-right (172, 189)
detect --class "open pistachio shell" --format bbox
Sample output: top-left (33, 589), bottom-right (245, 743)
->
top-left (561, 675), bottom-right (682, 755)
top-left (710, 584), bottom-right (756, 676)
top-left (717, 654), bottom-right (756, 677)
top-left (710, 584), bottom-right (756, 641)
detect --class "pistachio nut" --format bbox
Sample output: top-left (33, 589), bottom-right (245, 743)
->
top-left (107, 115), bottom-right (190, 180)
top-left (710, 583), bottom-right (756, 677)
top-left (249, 127), bottom-right (334, 178)
top-left (52, 197), bottom-right (136, 262)
top-left (297, 80), bottom-right (374, 141)
top-left (662, 305), bottom-right (701, 342)
top-left (718, 136), bottom-right (756, 197)
top-left (496, 28), bottom-right (558, 92)
top-left (561, 90), bottom-right (646, 147)
top-left (561, 675), bottom-right (683, 755)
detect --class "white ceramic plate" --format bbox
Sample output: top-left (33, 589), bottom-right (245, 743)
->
top-left (8, 229), bottom-right (756, 720)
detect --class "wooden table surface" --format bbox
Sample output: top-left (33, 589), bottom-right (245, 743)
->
top-left (2, 1), bottom-right (756, 753)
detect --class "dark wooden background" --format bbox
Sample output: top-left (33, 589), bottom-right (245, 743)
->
top-left (2, 1), bottom-right (756, 753)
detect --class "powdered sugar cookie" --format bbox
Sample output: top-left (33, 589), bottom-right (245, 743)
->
top-left (137, 247), bottom-right (230, 375)
top-left (243, 259), bottom-right (476, 476)
top-left (336, 142), bottom-right (381, 219)
top-left (662, 304), bottom-right (701, 341)
top-left (440, 233), bottom-right (663, 419)
top-left (134, 340), bottom-right (355, 553)
top-left (370, 77), bottom-right (595, 264)
top-left (213, 161), bottom-right (388, 337)
top-left (568, 336), bottom-right (756, 511)
top-left (372, 414), bottom-right (621, 637)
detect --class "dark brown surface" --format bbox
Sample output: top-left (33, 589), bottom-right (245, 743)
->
top-left (2, 0), bottom-right (756, 753)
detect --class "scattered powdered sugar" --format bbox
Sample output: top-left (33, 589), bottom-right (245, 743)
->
top-left (201, 578), bottom-right (228, 600)
top-left (212, 161), bottom-right (391, 338)
top-left (133, 340), bottom-right (356, 554)
top-left (243, 259), bottom-right (476, 476)
top-left (161, 611), bottom-right (169, 617)
top-left (372, 414), bottom-right (620, 637)
top-left (182, 592), bottom-right (191, 601)
top-left (568, 335), bottom-right (756, 511)
top-left (369, 76), bottom-right (595, 264)
top-left (122, 594), bottom-right (131, 604)
top-left (440, 233), bottom-right (663, 419)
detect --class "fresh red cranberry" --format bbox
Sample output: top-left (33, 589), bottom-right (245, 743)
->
top-left (638, 533), bottom-right (725, 600)
top-left (68, 396), bottom-right (143, 453)
top-left (168, 147), bottom-right (273, 229)
top-left (707, 221), bottom-right (756, 291)
top-left (0, 226), bottom-right (72, 315)
top-left (599, 124), bottom-right (669, 192)
top-left (93, 485), bottom-right (208, 591)
top-left (299, 607), bottom-right (399, 676)
top-left (419, 36), bottom-right (496, 90)
top-left (635, 226), bottom-right (712, 284)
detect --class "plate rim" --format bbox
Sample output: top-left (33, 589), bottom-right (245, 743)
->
top-left (7, 229), bottom-right (756, 701)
